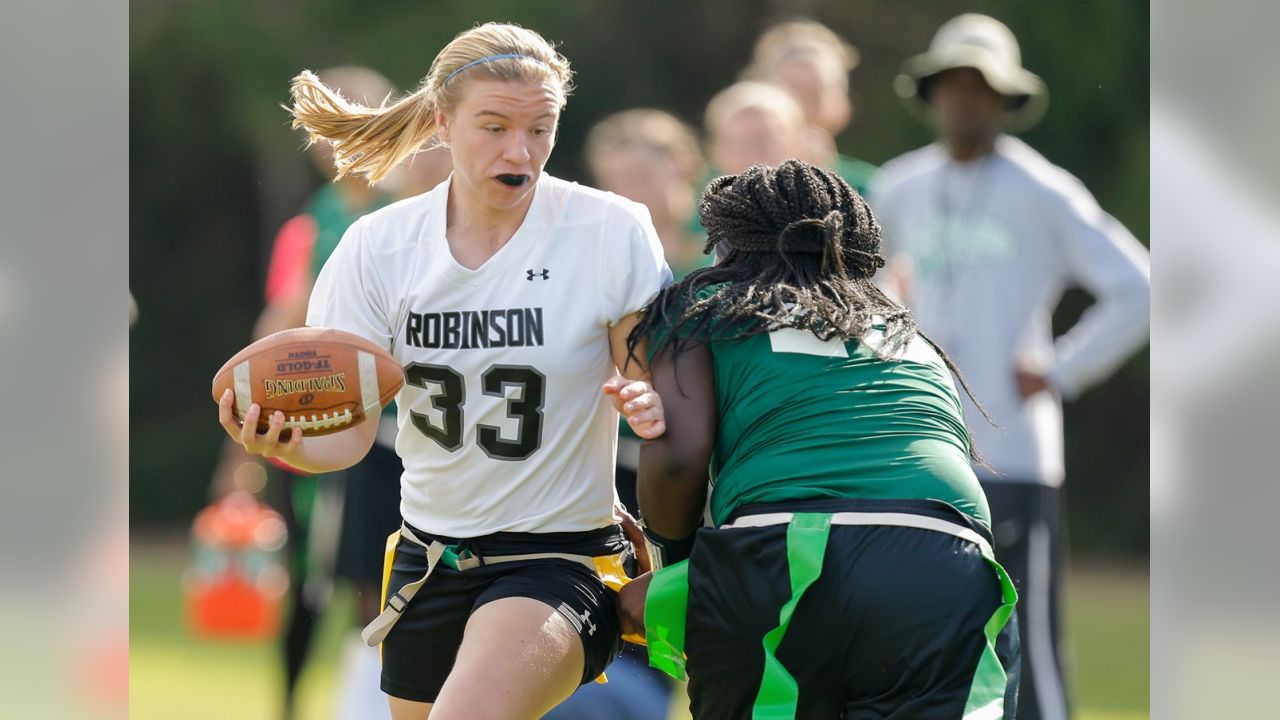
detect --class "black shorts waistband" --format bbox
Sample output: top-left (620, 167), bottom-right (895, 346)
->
top-left (725, 498), bottom-right (993, 546)
top-left (401, 521), bottom-right (627, 558)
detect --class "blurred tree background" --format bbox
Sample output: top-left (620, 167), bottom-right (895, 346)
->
top-left (130, 0), bottom-right (1148, 556)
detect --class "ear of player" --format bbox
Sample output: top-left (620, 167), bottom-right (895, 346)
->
top-left (212, 327), bottom-right (404, 438)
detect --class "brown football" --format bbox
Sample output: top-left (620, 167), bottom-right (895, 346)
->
top-left (212, 327), bottom-right (403, 438)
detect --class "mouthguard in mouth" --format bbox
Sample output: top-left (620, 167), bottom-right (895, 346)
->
top-left (495, 174), bottom-right (529, 187)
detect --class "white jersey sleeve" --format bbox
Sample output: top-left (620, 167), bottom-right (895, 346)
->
top-left (306, 217), bottom-right (395, 351)
top-left (600, 202), bottom-right (672, 325)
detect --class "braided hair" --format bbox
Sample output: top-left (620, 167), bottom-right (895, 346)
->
top-left (627, 159), bottom-right (993, 462)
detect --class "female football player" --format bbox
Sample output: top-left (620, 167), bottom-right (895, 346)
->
top-left (217, 22), bottom-right (671, 720)
top-left (619, 160), bottom-right (1020, 719)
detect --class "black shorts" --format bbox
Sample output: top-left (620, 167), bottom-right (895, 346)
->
top-left (335, 441), bottom-right (403, 585)
top-left (685, 498), bottom-right (1019, 720)
top-left (379, 522), bottom-right (627, 703)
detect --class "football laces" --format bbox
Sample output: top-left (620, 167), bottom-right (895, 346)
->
top-left (282, 408), bottom-right (355, 432)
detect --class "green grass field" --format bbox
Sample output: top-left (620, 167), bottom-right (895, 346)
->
top-left (130, 539), bottom-right (1148, 719)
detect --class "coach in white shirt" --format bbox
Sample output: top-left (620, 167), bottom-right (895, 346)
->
top-left (870, 14), bottom-right (1150, 720)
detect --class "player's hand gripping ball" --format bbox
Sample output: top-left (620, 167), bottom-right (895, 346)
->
top-left (212, 328), bottom-right (404, 440)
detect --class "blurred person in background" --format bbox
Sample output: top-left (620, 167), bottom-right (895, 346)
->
top-left (704, 80), bottom-right (815, 177)
top-left (221, 23), bottom-right (671, 720)
top-left (743, 18), bottom-right (877, 195)
top-left (207, 65), bottom-right (405, 720)
top-left (254, 66), bottom-right (399, 342)
top-left (586, 109), bottom-right (710, 282)
top-left (870, 14), bottom-right (1150, 720)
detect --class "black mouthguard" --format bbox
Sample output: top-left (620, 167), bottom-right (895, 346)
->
top-left (496, 174), bottom-right (529, 187)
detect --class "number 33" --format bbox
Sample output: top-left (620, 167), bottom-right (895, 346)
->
top-left (404, 363), bottom-right (545, 461)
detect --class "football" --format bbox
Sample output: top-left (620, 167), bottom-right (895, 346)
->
top-left (212, 327), bottom-right (403, 438)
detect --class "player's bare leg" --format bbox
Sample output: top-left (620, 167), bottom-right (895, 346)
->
top-left (388, 697), bottom-right (432, 720)
top-left (428, 596), bottom-right (585, 720)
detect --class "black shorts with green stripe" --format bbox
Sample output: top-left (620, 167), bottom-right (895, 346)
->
top-left (379, 522), bottom-right (627, 703)
top-left (685, 498), bottom-right (1020, 719)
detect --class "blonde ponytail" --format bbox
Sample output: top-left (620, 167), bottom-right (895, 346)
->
top-left (288, 70), bottom-right (438, 184)
top-left (286, 23), bottom-right (572, 184)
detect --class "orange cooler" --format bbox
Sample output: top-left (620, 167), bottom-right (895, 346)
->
top-left (184, 491), bottom-right (290, 640)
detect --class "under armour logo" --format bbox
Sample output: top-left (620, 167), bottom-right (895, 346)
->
top-left (526, 268), bottom-right (550, 281)
top-left (579, 608), bottom-right (597, 636)
top-left (559, 602), bottom-right (596, 635)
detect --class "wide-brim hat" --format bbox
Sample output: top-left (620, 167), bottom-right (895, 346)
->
top-left (894, 13), bottom-right (1048, 131)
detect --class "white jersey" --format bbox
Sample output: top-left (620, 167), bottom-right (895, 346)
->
top-left (307, 174), bottom-right (671, 536)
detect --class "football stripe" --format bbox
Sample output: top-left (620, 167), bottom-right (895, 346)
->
top-left (358, 350), bottom-right (381, 416)
top-left (233, 361), bottom-right (252, 417)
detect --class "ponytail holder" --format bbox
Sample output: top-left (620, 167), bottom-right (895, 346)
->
top-left (446, 54), bottom-right (547, 84)
top-left (778, 210), bottom-right (844, 253)
top-left (820, 210), bottom-right (843, 242)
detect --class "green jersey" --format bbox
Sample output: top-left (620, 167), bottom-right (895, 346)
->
top-left (306, 184), bottom-right (392, 278)
top-left (834, 153), bottom-right (877, 196)
top-left (659, 319), bottom-right (989, 527)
